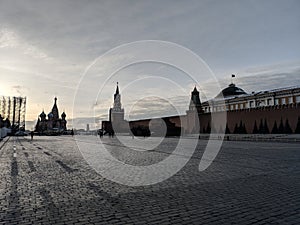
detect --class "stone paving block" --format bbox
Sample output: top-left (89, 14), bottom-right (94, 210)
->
top-left (0, 136), bottom-right (299, 224)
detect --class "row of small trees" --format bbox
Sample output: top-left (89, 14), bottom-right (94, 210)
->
top-left (202, 117), bottom-right (300, 134)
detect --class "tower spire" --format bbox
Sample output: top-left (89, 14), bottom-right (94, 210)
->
top-left (114, 82), bottom-right (120, 100)
top-left (189, 85), bottom-right (203, 113)
top-left (116, 82), bottom-right (119, 95)
top-left (51, 96), bottom-right (59, 119)
top-left (231, 74), bottom-right (236, 84)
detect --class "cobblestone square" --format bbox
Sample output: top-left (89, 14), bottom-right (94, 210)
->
top-left (0, 136), bottom-right (299, 224)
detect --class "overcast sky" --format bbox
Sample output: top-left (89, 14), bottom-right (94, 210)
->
top-left (0, 0), bottom-right (299, 129)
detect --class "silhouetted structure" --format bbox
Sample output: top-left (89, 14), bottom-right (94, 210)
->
top-left (102, 83), bottom-right (127, 135)
top-left (197, 82), bottom-right (300, 134)
top-left (128, 82), bottom-right (300, 135)
top-left (101, 83), bottom-right (182, 137)
top-left (295, 117), bottom-right (300, 134)
top-left (271, 121), bottom-right (278, 134)
top-left (185, 86), bottom-right (203, 134)
top-left (35, 97), bottom-right (67, 134)
top-left (0, 96), bottom-right (26, 133)
top-left (100, 78), bottom-right (300, 136)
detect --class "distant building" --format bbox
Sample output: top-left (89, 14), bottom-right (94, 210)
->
top-left (127, 82), bottom-right (300, 135)
top-left (109, 83), bottom-right (126, 125)
top-left (102, 83), bottom-right (127, 134)
top-left (101, 79), bottom-right (300, 135)
top-left (202, 83), bottom-right (300, 113)
top-left (199, 83), bottom-right (300, 134)
top-left (35, 97), bottom-right (67, 134)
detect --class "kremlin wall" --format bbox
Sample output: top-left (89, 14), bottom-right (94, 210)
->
top-left (102, 82), bottom-right (300, 136)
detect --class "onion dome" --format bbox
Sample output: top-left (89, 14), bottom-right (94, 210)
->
top-left (40, 111), bottom-right (46, 118)
top-left (48, 112), bottom-right (53, 118)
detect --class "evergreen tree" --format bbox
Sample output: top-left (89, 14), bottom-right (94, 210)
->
top-left (278, 118), bottom-right (284, 133)
top-left (233, 123), bottom-right (239, 134)
top-left (237, 120), bottom-right (247, 134)
top-left (258, 119), bottom-right (264, 134)
top-left (253, 120), bottom-right (258, 134)
top-left (271, 121), bottom-right (278, 134)
top-left (206, 123), bottom-right (211, 134)
top-left (264, 119), bottom-right (270, 134)
top-left (295, 117), bottom-right (300, 134)
top-left (225, 124), bottom-right (231, 134)
top-left (284, 119), bottom-right (293, 134)
top-left (239, 121), bottom-right (243, 133)
top-left (242, 124), bottom-right (247, 134)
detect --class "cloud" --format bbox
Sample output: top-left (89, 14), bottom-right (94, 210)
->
top-left (11, 85), bottom-right (24, 96)
top-left (125, 95), bottom-right (187, 120)
top-left (0, 28), bottom-right (52, 61)
top-left (1, 0), bottom-right (300, 123)
top-left (0, 28), bottom-right (16, 48)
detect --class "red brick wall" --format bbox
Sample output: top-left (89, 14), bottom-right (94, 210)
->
top-left (200, 103), bottom-right (300, 134)
top-left (128, 103), bottom-right (300, 134)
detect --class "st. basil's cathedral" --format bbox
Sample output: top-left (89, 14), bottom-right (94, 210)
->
top-left (35, 97), bottom-right (67, 134)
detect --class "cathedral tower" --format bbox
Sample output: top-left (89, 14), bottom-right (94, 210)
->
top-left (51, 97), bottom-right (59, 120)
top-left (35, 97), bottom-right (67, 134)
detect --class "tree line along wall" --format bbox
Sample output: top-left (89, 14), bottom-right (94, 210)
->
top-left (107, 103), bottom-right (300, 135)
top-left (200, 103), bottom-right (300, 134)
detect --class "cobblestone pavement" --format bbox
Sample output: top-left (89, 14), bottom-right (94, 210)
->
top-left (0, 135), bottom-right (299, 224)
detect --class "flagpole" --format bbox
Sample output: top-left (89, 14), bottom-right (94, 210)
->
top-left (231, 74), bottom-right (236, 84)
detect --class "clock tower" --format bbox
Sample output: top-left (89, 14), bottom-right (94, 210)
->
top-left (109, 82), bottom-right (126, 132)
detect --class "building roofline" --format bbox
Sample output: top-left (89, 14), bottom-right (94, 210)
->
top-left (203, 85), bottom-right (300, 105)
